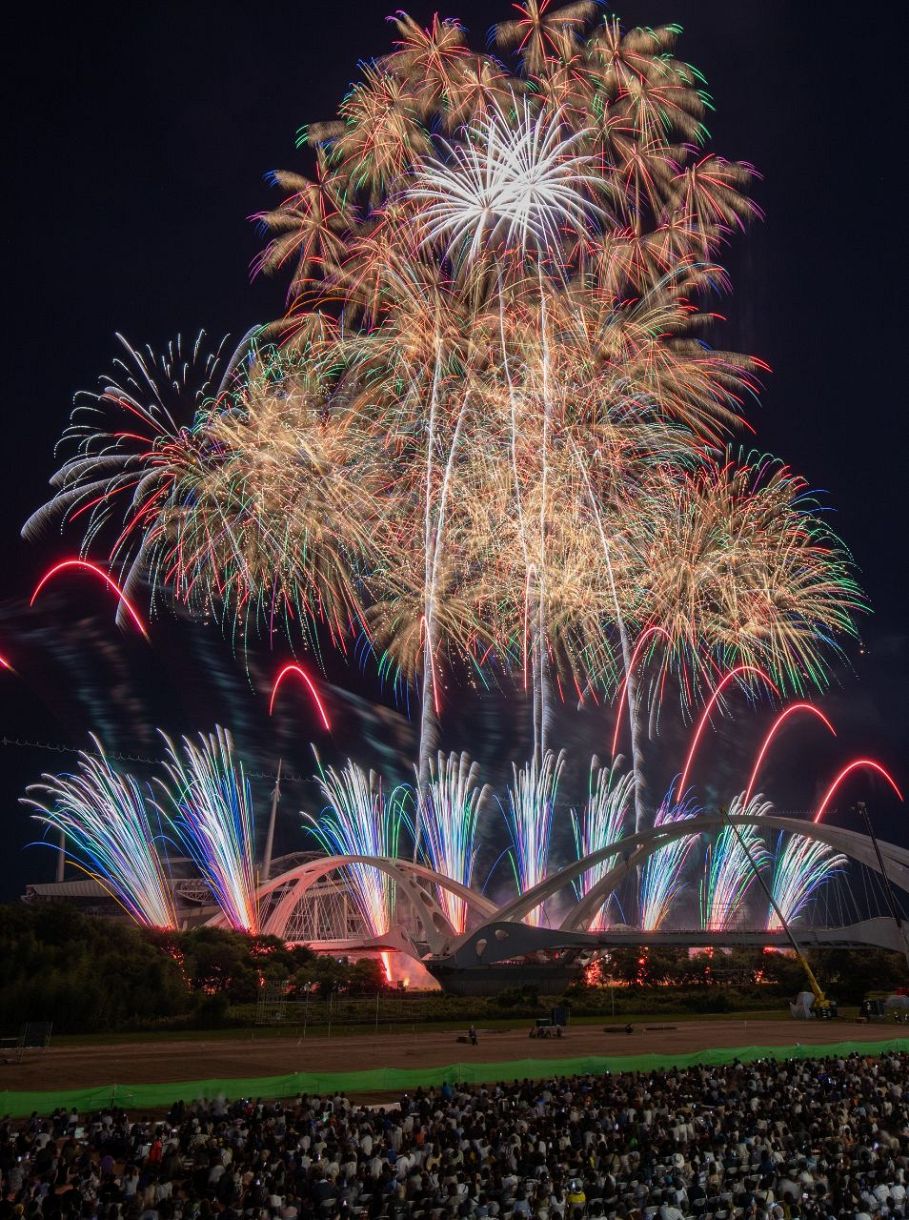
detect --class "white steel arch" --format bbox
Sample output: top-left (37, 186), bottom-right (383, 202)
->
top-left (477, 813), bottom-right (909, 933)
top-left (203, 822), bottom-right (909, 968)
top-left (208, 855), bottom-right (498, 955)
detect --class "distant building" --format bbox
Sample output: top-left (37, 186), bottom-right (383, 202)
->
top-left (21, 852), bottom-right (371, 936)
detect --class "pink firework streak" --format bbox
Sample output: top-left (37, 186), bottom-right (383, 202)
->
top-left (677, 665), bottom-right (778, 798)
top-left (610, 625), bottom-right (671, 758)
top-left (30, 559), bottom-right (150, 640)
top-left (268, 663), bottom-right (331, 731)
top-left (812, 758), bottom-right (903, 824)
top-left (743, 703), bottom-right (837, 807)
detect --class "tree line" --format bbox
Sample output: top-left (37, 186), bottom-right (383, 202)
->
top-left (0, 904), bottom-right (904, 1034)
top-left (0, 904), bottom-right (386, 1033)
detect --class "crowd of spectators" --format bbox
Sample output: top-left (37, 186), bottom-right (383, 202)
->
top-left (2, 1051), bottom-right (909, 1220)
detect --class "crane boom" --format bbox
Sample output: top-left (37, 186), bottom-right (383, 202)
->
top-left (721, 809), bottom-right (832, 1013)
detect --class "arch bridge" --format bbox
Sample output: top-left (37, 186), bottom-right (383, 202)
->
top-left (207, 814), bottom-right (909, 977)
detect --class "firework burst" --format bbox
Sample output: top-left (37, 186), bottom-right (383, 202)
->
top-left (157, 727), bottom-right (259, 933)
top-left (27, 5), bottom-right (857, 731)
top-left (24, 5), bottom-right (869, 854)
top-left (306, 758), bottom-right (408, 938)
top-left (502, 749), bottom-right (565, 927)
top-left (418, 752), bottom-right (489, 934)
top-left (570, 755), bottom-right (633, 929)
top-left (631, 453), bottom-right (865, 704)
top-left (767, 833), bottom-right (847, 931)
top-left (639, 792), bottom-right (702, 931)
top-left (699, 797), bottom-right (772, 931)
top-left (410, 99), bottom-right (599, 265)
top-left (23, 739), bottom-right (176, 929)
top-left (142, 350), bottom-right (387, 651)
top-left (22, 332), bottom-right (236, 620)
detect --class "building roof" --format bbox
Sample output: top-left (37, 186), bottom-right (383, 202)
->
top-left (24, 879), bottom-right (110, 899)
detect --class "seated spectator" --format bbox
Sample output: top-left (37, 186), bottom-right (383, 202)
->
top-left (2, 1051), bottom-right (909, 1220)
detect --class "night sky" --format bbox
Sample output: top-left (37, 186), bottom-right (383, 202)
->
top-left (2, 1), bottom-right (906, 903)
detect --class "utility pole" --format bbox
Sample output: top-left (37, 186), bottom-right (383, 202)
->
top-left (262, 760), bottom-right (283, 883)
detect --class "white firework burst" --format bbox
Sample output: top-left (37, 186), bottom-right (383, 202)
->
top-left (570, 755), bottom-right (634, 929)
top-left (418, 751), bottom-right (489, 934)
top-left (410, 99), bottom-right (598, 264)
top-left (23, 738), bottom-right (177, 930)
top-left (502, 748), bottom-right (565, 927)
top-left (21, 330), bottom-right (249, 625)
top-left (156, 727), bottom-right (260, 934)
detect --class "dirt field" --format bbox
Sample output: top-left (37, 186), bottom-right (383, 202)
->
top-left (2, 1018), bottom-right (903, 1096)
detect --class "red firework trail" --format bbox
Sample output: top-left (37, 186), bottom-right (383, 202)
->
top-left (610, 625), bottom-right (671, 758)
top-left (677, 665), bottom-right (778, 798)
top-left (268, 663), bottom-right (331, 731)
top-left (30, 559), bottom-right (150, 640)
top-left (812, 759), bottom-right (903, 824)
top-left (743, 702), bottom-right (837, 808)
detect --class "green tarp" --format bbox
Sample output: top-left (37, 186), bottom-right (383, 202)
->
top-left (2, 1038), bottom-right (907, 1118)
